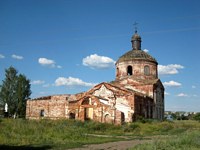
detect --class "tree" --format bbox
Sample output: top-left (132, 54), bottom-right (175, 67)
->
top-left (171, 113), bottom-right (177, 120)
top-left (193, 113), bottom-right (200, 122)
top-left (16, 74), bottom-right (31, 117)
top-left (0, 66), bottom-right (18, 116)
top-left (0, 66), bottom-right (31, 118)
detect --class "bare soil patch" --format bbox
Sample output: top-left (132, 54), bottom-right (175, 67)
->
top-left (68, 139), bottom-right (150, 150)
top-left (68, 134), bottom-right (173, 150)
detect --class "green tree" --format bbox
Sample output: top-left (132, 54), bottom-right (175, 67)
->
top-left (0, 66), bottom-right (31, 118)
top-left (171, 113), bottom-right (177, 120)
top-left (16, 74), bottom-right (31, 117)
top-left (0, 66), bottom-right (18, 116)
top-left (193, 113), bottom-right (200, 122)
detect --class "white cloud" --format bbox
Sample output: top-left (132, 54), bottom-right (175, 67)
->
top-left (43, 84), bottom-right (51, 88)
top-left (176, 93), bottom-right (188, 97)
top-left (165, 92), bottom-right (170, 95)
top-left (12, 54), bottom-right (23, 60)
top-left (38, 57), bottom-right (62, 68)
top-left (192, 85), bottom-right (196, 89)
top-left (57, 65), bottom-right (62, 69)
top-left (31, 80), bottom-right (45, 85)
top-left (55, 76), bottom-right (97, 87)
top-left (163, 80), bottom-right (182, 87)
top-left (158, 64), bottom-right (184, 75)
top-left (0, 54), bottom-right (5, 59)
top-left (143, 49), bottom-right (149, 53)
top-left (82, 54), bottom-right (115, 69)
top-left (38, 58), bottom-right (55, 66)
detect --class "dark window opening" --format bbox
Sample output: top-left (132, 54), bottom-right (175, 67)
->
top-left (116, 67), bottom-right (119, 77)
top-left (84, 108), bottom-right (90, 120)
top-left (69, 113), bottom-right (75, 119)
top-left (40, 110), bottom-right (45, 117)
top-left (127, 66), bottom-right (133, 75)
top-left (121, 112), bottom-right (125, 124)
top-left (82, 98), bottom-right (89, 105)
top-left (144, 65), bottom-right (150, 76)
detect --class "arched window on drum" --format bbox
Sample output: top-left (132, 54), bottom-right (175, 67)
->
top-left (144, 65), bottom-right (150, 76)
top-left (127, 65), bottom-right (133, 76)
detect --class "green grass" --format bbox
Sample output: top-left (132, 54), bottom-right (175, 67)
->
top-left (131, 131), bottom-right (200, 150)
top-left (0, 119), bottom-right (199, 149)
top-left (0, 119), bottom-right (122, 149)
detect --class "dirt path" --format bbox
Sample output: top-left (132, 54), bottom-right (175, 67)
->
top-left (68, 134), bottom-right (171, 150)
top-left (68, 139), bottom-right (150, 150)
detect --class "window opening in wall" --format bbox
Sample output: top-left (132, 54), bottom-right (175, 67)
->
top-left (121, 112), bottom-right (125, 124)
top-left (82, 98), bottom-right (89, 105)
top-left (144, 65), bottom-right (150, 75)
top-left (69, 112), bottom-right (75, 119)
top-left (105, 114), bottom-right (112, 123)
top-left (84, 108), bottom-right (89, 120)
top-left (116, 67), bottom-right (119, 77)
top-left (40, 110), bottom-right (45, 117)
top-left (127, 66), bottom-right (133, 75)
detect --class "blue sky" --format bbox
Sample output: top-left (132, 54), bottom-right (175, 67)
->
top-left (0, 0), bottom-right (200, 112)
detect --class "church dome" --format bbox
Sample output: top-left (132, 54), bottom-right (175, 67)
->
top-left (116, 31), bottom-right (157, 64)
top-left (116, 49), bottom-right (158, 64)
top-left (115, 30), bottom-right (158, 80)
top-left (132, 33), bottom-right (141, 40)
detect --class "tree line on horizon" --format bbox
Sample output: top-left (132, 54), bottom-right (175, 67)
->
top-left (0, 66), bottom-right (31, 118)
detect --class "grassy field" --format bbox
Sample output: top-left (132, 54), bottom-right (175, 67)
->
top-left (0, 119), bottom-right (199, 149)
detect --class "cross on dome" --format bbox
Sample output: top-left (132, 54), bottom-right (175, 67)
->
top-left (133, 22), bottom-right (138, 33)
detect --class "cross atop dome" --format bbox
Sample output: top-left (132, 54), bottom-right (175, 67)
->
top-left (131, 22), bottom-right (141, 50)
top-left (133, 22), bottom-right (138, 33)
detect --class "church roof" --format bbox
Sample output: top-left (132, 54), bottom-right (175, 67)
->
top-left (116, 30), bottom-right (158, 64)
top-left (116, 49), bottom-right (158, 64)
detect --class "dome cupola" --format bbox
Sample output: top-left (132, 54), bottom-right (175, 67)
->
top-left (115, 30), bottom-right (158, 80)
top-left (131, 30), bottom-right (142, 50)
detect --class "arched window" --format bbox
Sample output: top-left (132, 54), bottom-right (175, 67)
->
top-left (127, 66), bottom-right (133, 76)
top-left (144, 65), bottom-right (150, 76)
top-left (105, 114), bottom-right (112, 123)
top-left (116, 67), bottom-right (119, 77)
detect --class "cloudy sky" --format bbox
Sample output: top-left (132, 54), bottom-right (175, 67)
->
top-left (0, 0), bottom-right (200, 112)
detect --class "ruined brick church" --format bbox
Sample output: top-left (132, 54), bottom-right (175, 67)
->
top-left (26, 30), bottom-right (165, 124)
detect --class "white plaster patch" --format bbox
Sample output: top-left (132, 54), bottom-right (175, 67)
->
top-left (115, 102), bottom-right (131, 119)
top-left (99, 99), bottom-right (109, 105)
top-left (116, 98), bottom-right (128, 105)
top-left (93, 85), bottom-right (114, 98)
